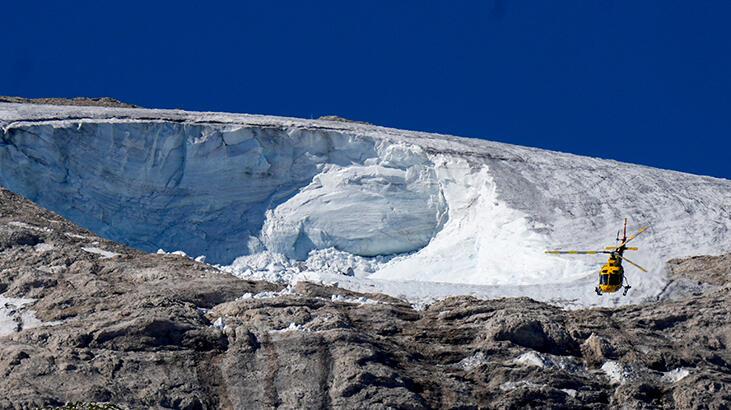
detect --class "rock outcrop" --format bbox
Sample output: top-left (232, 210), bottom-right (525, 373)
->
top-left (0, 96), bottom-right (137, 108)
top-left (0, 187), bottom-right (729, 409)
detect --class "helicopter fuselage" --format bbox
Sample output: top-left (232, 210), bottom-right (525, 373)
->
top-left (598, 252), bottom-right (624, 293)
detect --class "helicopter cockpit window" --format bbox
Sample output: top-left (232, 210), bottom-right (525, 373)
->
top-left (600, 274), bottom-right (609, 285)
top-left (608, 274), bottom-right (622, 286)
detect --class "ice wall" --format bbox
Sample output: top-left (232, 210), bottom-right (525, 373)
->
top-left (2, 103), bottom-right (731, 305)
top-left (0, 120), bottom-right (446, 264)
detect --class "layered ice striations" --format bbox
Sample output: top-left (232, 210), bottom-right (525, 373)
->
top-left (1, 103), bottom-right (731, 306)
top-left (0, 112), bottom-right (447, 264)
top-left (262, 143), bottom-right (448, 259)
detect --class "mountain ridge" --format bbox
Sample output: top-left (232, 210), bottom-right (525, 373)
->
top-left (2, 100), bottom-right (730, 182)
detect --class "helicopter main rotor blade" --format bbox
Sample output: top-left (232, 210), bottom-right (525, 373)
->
top-left (545, 250), bottom-right (608, 255)
top-left (615, 254), bottom-right (648, 272)
top-left (620, 226), bottom-right (649, 246)
top-left (605, 246), bottom-right (639, 251)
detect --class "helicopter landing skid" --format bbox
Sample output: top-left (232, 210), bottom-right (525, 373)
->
top-left (595, 287), bottom-right (602, 296)
top-left (622, 276), bottom-right (632, 296)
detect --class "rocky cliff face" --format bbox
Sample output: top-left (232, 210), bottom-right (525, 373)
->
top-left (0, 187), bottom-right (728, 409)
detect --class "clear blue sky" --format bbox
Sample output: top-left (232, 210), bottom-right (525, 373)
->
top-left (4, 1), bottom-right (730, 179)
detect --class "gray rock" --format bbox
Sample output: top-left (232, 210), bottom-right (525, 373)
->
top-left (581, 333), bottom-right (615, 367)
top-left (0, 229), bottom-right (42, 250)
top-left (0, 186), bottom-right (729, 409)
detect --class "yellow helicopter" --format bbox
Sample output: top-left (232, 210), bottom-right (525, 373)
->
top-left (545, 219), bottom-right (648, 296)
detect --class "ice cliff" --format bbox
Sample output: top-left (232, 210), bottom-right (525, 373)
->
top-left (1, 103), bottom-right (730, 306)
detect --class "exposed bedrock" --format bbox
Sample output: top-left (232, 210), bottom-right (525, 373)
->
top-left (0, 186), bottom-right (729, 408)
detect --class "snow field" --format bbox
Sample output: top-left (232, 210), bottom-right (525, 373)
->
top-left (2, 103), bottom-right (731, 307)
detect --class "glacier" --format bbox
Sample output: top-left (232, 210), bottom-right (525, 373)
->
top-left (1, 102), bottom-right (730, 307)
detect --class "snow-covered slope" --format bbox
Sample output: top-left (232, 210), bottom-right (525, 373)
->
top-left (2, 102), bottom-right (730, 307)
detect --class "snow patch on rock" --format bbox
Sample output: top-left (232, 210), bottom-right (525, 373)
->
top-left (515, 351), bottom-right (551, 368)
top-left (7, 221), bottom-right (51, 232)
top-left (456, 352), bottom-right (490, 371)
top-left (499, 381), bottom-right (544, 391)
top-left (330, 294), bottom-right (380, 305)
top-left (601, 360), bottom-right (634, 385)
top-left (662, 368), bottom-right (690, 383)
top-left (513, 351), bottom-right (585, 373)
top-left (240, 286), bottom-right (297, 300)
top-left (270, 322), bottom-right (307, 333)
top-left (34, 243), bottom-right (54, 253)
top-left (81, 246), bottom-right (120, 259)
top-left (0, 295), bottom-right (46, 337)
